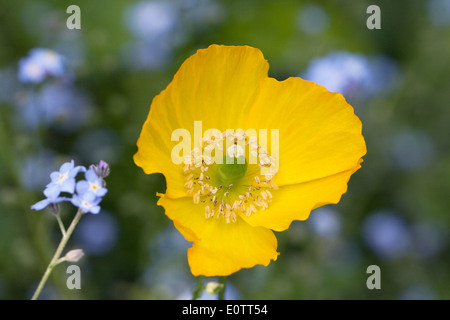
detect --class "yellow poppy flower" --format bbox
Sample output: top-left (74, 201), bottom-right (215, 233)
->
top-left (134, 45), bottom-right (366, 276)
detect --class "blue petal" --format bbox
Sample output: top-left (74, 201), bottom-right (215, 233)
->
top-left (96, 187), bottom-right (108, 197)
top-left (70, 165), bottom-right (87, 178)
top-left (83, 192), bottom-right (97, 202)
top-left (44, 184), bottom-right (61, 199)
top-left (50, 171), bottom-right (61, 183)
top-left (69, 165), bottom-right (86, 179)
top-left (53, 197), bottom-right (69, 204)
top-left (85, 169), bottom-right (98, 182)
top-left (70, 194), bottom-right (81, 207)
top-left (90, 205), bottom-right (101, 214)
top-left (59, 160), bottom-right (74, 173)
top-left (76, 180), bottom-right (90, 195)
top-left (92, 196), bottom-right (102, 206)
top-left (60, 178), bottom-right (76, 194)
top-left (31, 199), bottom-right (50, 210)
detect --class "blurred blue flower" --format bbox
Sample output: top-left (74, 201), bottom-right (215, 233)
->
top-left (149, 227), bottom-right (190, 260)
top-left (362, 210), bottom-right (412, 260)
top-left (122, 0), bottom-right (181, 71)
top-left (412, 222), bottom-right (447, 258)
top-left (177, 0), bottom-right (226, 28)
top-left (124, 1), bottom-right (179, 41)
top-left (40, 83), bottom-right (92, 131)
top-left (32, 49), bottom-right (64, 76)
top-left (0, 67), bottom-right (20, 104)
top-left (427, 0), bottom-right (450, 27)
top-left (18, 56), bottom-right (46, 84)
top-left (142, 264), bottom-right (191, 298)
top-left (308, 206), bottom-right (341, 238)
top-left (399, 284), bottom-right (437, 300)
top-left (15, 83), bottom-right (93, 131)
top-left (76, 169), bottom-right (108, 198)
top-left (45, 160), bottom-right (86, 197)
top-left (296, 4), bottom-right (330, 35)
top-left (302, 52), bottom-right (371, 96)
top-left (302, 51), bottom-right (399, 100)
top-left (20, 150), bottom-right (58, 192)
top-left (53, 32), bottom-right (87, 71)
top-left (15, 90), bottom-right (41, 129)
top-left (365, 55), bottom-right (399, 95)
top-left (73, 128), bottom-right (123, 164)
top-left (389, 129), bottom-right (435, 172)
top-left (18, 48), bottom-right (65, 84)
top-left (144, 228), bottom-right (195, 298)
top-left (121, 40), bottom-right (174, 71)
top-left (74, 211), bottom-right (119, 255)
top-left (122, 0), bottom-right (226, 72)
top-left (20, 2), bottom-right (68, 44)
top-left (71, 192), bottom-right (102, 214)
top-left (147, 229), bottom-right (241, 299)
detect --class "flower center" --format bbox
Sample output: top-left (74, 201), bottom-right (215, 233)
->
top-left (217, 155), bottom-right (248, 186)
top-left (81, 200), bottom-right (92, 209)
top-left (183, 130), bottom-right (278, 223)
top-left (57, 172), bottom-right (69, 184)
top-left (89, 182), bottom-right (100, 191)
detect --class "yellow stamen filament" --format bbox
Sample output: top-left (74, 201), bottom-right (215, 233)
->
top-left (193, 192), bottom-right (200, 204)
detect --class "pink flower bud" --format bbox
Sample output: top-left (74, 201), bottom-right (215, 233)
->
top-left (65, 249), bottom-right (84, 262)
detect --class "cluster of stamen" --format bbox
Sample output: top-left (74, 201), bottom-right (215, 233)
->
top-left (183, 130), bottom-right (278, 223)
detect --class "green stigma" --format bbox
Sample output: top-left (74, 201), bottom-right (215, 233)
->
top-left (217, 155), bottom-right (247, 185)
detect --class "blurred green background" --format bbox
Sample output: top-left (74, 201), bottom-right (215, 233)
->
top-left (1, 0), bottom-right (450, 299)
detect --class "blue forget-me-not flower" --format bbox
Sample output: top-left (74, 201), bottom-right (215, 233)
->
top-left (44, 160), bottom-right (86, 198)
top-left (76, 169), bottom-right (108, 198)
top-left (70, 191), bottom-right (103, 215)
top-left (30, 196), bottom-right (69, 212)
top-left (31, 160), bottom-right (109, 215)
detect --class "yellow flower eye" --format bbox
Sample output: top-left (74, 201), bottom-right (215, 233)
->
top-left (183, 133), bottom-right (278, 224)
top-left (58, 172), bottom-right (68, 183)
top-left (89, 182), bottom-right (99, 190)
top-left (217, 155), bottom-right (247, 184)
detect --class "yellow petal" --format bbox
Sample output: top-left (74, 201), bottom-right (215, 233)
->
top-left (244, 77), bottom-right (366, 186)
top-left (240, 163), bottom-right (362, 232)
top-left (134, 131), bottom-right (189, 198)
top-left (157, 194), bottom-right (279, 276)
top-left (188, 218), bottom-right (279, 276)
top-left (173, 220), bottom-right (198, 243)
top-left (134, 45), bottom-right (269, 198)
top-left (157, 194), bottom-right (207, 242)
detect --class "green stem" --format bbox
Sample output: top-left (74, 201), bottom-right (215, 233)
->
top-left (192, 276), bottom-right (205, 300)
top-left (218, 276), bottom-right (227, 300)
top-left (55, 214), bottom-right (66, 237)
top-left (31, 209), bottom-right (84, 300)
